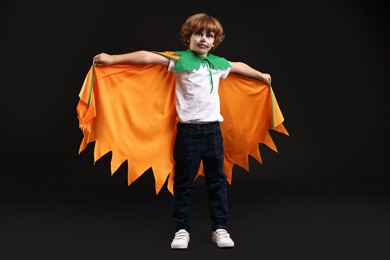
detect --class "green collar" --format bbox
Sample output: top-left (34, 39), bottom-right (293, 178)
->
top-left (172, 49), bottom-right (231, 94)
top-left (173, 49), bottom-right (231, 73)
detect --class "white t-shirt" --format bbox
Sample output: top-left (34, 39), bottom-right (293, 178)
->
top-left (168, 59), bottom-right (231, 123)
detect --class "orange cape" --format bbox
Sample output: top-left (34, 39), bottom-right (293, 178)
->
top-left (77, 52), bottom-right (289, 194)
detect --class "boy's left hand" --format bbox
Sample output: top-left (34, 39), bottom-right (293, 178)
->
top-left (262, 73), bottom-right (272, 86)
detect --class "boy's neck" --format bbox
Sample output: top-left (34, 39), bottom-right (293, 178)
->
top-left (188, 49), bottom-right (209, 58)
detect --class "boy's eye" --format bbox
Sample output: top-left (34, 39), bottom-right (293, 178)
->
top-left (194, 32), bottom-right (215, 39)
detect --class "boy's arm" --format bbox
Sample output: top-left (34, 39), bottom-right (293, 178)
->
top-left (230, 61), bottom-right (271, 86)
top-left (93, 51), bottom-right (170, 66)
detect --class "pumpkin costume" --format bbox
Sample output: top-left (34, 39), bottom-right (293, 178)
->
top-left (77, 51), bottom-right (289, 195)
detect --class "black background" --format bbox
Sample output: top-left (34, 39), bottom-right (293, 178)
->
top-left (1, 0), bottom-right (389, 259)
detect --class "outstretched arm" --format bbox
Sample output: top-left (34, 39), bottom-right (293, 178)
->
top-left (93, 51), bottom-right (170, 66)
top-left (230, 61), bottom-right (272, 86)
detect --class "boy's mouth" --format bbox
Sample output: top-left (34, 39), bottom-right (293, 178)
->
top-left (197, 44), bottom-right (209, 49)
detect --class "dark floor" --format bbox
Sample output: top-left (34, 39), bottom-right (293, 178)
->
top-left (2, 156), bottom-right (389, 260)
top-left (1, 1), bottom-right (389, 259)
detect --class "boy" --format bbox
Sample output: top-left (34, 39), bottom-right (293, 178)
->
top-left (92, 13), bottom-right (272, 249)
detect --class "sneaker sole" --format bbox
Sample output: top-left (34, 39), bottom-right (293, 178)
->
top-left (171, 245), bottom-right (188, 249)
top-left (212, 238), bottom-right (234, 248)
top-left (214, 242), bottom-right (234, 248)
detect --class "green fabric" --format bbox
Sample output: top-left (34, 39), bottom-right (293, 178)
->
top-left (88, 62), bottom-right (97, 108)
top-left (173, 49), bottom-right (231, 73)
top-left (270, 84), bottom-right (275, 128)
top-left (173, 49), bottom-right (231, 93)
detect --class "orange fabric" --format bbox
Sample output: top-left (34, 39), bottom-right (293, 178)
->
top-left (218, 73), bottom-right (289, 179)
top-left (77, 61), bottom-right (288, 195)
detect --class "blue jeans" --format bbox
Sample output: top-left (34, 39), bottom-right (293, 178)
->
top-left (172, 122), bottom-right (228, 232)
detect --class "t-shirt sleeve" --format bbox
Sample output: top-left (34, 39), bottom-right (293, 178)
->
top-left (167, 59), bottom-right (176, 72)
top-left (220, 61), bottom-right (231, 79)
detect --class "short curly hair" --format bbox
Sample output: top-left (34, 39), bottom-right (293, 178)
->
top-left (179, 13), bottom-right (225, 50)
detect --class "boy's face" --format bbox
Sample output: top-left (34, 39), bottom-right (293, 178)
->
top-left (189, 30), bottom-right (215, 57)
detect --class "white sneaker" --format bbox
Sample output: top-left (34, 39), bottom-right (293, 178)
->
top-left (171, 229), bottom-right (190, 249)
top-left (211, 229), bottom-right (235, 248)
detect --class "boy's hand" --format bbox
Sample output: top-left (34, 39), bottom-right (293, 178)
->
top-left (93, 53), bottom-right (114, 66)
top-left (261, 73), bottom-right (272, 86)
